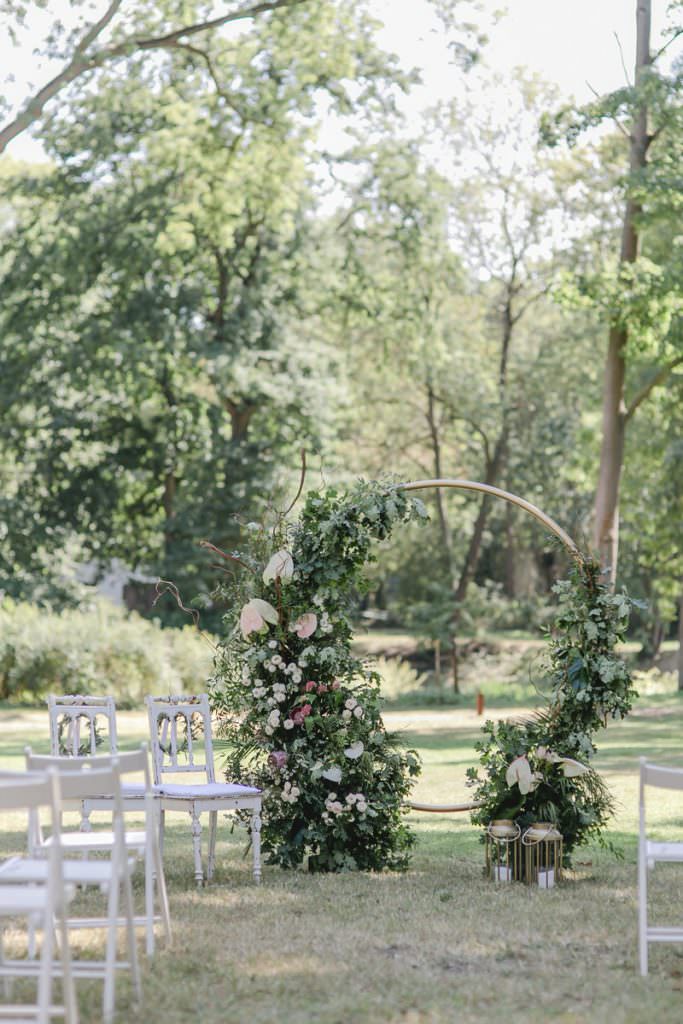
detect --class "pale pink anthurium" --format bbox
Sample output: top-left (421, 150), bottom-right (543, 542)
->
top-left (559, 757), bottom-right (589, 777)
top-left (292, 612), bottom-right (317, 639)
top-left (505, 755), bottom-right (543, 795)
top-left (240, 598), bottom-right (279, 638)
top-left (262, 550), bottom-right (294, 585)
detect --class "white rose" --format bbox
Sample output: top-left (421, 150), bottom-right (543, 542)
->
top-left (353, 706), bottom-right (363, 719)
top-left (345, 698), bottom-right (357, 710)
top-left (342, 709), bottom-right (352, 721)
top-left (284, 719), bottom-right (294, 730)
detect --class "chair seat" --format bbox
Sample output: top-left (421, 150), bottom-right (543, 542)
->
top-left (0, 855), bottom-right (136, 885)
top-left (645, 840), bottom-right (683, 861)
top-left (155, 782), bottom-right (261, 799)
top-left (42, 829), bottom-right (147, 852)
top-left (0, 883), bottom-right (75, 915)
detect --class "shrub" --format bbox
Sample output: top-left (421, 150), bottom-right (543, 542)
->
top-left (0, 599), bottom-right (214, 706)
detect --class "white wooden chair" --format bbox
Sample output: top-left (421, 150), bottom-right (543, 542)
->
top-left (0, 769), bottom-right (78, 1024)
top-left (48, 694), bottom-right (119, 759)
top-left (638, 757), bottom-right (683, 975)
top-left (146, 694), bottom-right (262, 886)
top-left (21, 747), bottom-right (171, 958)
top-left (47, 695), bottom-right (148, 829)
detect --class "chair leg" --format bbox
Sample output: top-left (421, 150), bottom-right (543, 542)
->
top-left (36, 917), bottom-right (55, 1024)
top-left (57, 904), bottom-right (79, 1024)
top-left (152, 828), bottom-right (172, 945)
top-left (122, 859), bottom-right (142, 1000)
top-left (190, 808), bottom-right (204, 887)
top-left (79, 799), bottom-right (92, 833)
top-left (158, 808), bottom-right (165, 858)
top-left (638, 843), bottom-right (649, 976)
top-left (144, 840), bottom-right (155, 957)
top-left (207, 810), bottom-right (218, 882)
top-left (252, 806), bottom-right (262, 885)
top-left (102, 857), bottom-right (120, 1024)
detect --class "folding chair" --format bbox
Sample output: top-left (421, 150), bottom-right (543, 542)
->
top-left (146, 694), bottom-right (262, 886)
top-left (0, 769), bottom-right (78, 1024)
top-left (22, 747), bottom-right (171, 958)
top-left (638, 757), bottom-right (683, 975)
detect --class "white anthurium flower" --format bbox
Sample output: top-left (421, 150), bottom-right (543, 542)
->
top-left (535, 746), bottom-right (561, 763)
top-left (239, 598), bottom-right (279, 638)
top-left (322, 766), bottom-right (342, 784)
top-left (262, 549), bottom-right (294, 585)
top-left (343, 742), bottom-right (364, 760)
top-left (559, 757), bottom-right (589, 778)
top-left (505, 755), bottom-right (543, 795)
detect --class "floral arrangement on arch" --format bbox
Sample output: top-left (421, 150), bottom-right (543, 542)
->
top-left (468, 557), bottom-right (638, 858)
top-left (208, 479), bottom-right (427, 872)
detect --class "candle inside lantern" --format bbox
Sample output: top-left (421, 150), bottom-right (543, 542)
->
top-left (537, 868), bottom-right (555, 889)
top-left (494, 865), bottom-right (512, 882)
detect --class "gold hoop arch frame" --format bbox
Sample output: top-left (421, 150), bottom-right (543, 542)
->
top-left (395, 478), bottom-right (580, 814)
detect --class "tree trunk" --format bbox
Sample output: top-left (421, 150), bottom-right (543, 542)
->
top-left (425, 380), bottom-right (463, 691)
top-left (678, 581), bottom-right (683, 692)
top-left (592, 0), bottom-right (651, 581)
top-left (163, 470), bottom-right (176, 557)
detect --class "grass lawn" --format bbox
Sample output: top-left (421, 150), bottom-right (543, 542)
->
top-left (1, 694), bottom-right (683, 1024)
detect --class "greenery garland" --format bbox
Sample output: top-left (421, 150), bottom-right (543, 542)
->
top-left (209, 479), bottom-right (427, 872)
top-left (467, 556), bottom-right (638, 858)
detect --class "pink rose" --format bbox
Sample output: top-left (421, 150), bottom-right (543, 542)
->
top-left (304, 680), bottom-right (317, 692)
top-left (331, 681), bottom-right (341, 691)
top-left (268, 750), bottom-right (287, 769)
top-left (292, 613), bottom-right (317, 639)
top-left (291, 704), bottom-right (313, 726)
top-left (317, 684), bottom-right (328, 694)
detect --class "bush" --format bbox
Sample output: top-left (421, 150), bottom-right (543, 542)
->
top-left (374, 656), bottom-right (428, 701)
top-left (0, 599), bottom-right (214, 706)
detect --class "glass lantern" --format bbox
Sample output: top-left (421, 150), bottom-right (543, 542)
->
top-left (485, 819), bottom-right (521, 882)
top-left (522, 822), bottom-right (563, 888)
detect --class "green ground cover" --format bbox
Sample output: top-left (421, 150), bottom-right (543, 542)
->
top-left (1, 694), bottom-right (683, 1024)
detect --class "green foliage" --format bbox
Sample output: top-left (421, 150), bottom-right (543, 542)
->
top-left (210, 479), bottom-right (427, 872)
top-left (467, 557), bottom-right (637, 857)
top-left (0, 599), bottom-right (213, 706)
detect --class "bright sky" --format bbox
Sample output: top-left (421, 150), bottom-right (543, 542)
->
top-left (0, 0), bottom-right (674, 161)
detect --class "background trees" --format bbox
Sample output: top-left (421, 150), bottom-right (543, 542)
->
top-left (0, 0), bottom-right (680, 676)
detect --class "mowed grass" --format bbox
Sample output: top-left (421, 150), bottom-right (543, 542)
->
top-left (1, 698), bottom-right (683, 1024)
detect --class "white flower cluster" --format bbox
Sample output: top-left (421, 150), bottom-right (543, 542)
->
top-left (284, 661), bottom-right (303, 685)
top-left (322, 790), bottom-right (368, 822)
top-left (342, 696), bottom-right (363, 721)
top-left (281, 781), bottom-right (300, 804)
top-left (323, 791), bottom-right (344, 817)
top-left (265, 708), bottom-right (280, 736)
top-left (319, 611), bottom-right (333, 635)
top-left (345, 792), bottom-right (368, 813)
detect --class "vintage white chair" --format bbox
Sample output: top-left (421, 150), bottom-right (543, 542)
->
top-left (47, 695), bottom-right (146, 829)
top-left (48, 694), bottom-right (119, 759)
top-left (638, 757), bottom-right (683, 975)
top-left (0, 758), bottom-right (140, 1023)
top-left (146, 694), bottom-right (262, 886)
top-left (21, 746), bottom-right (171, 958)
top-left (0, 769), bottom-right (78, 1024)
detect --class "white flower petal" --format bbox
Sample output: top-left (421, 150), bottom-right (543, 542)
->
top-left (263, 550), bottom-right (294, 584)
top-left (322, 767), bottom-right (342, 783)
top-left (344, 742), bottom-right (364, 760)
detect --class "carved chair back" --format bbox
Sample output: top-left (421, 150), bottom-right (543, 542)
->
top-left (48, 694), bottom-right (118, 757)
top-left (145, 694), bottom-right (217, 785)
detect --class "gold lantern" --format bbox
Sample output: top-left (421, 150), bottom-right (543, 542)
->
top-left (522, 822), bottom-right (563, 887)
top-left (485, 819), bottom-right (521, 882)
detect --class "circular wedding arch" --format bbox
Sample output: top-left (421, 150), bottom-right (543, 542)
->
top-left (395, 477), bottom-right (580, 815)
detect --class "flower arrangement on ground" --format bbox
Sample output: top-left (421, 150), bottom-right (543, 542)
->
top-left (209, 479), bottom-right (427, 872)
top-left (467, 556), bottom-right (638, 859)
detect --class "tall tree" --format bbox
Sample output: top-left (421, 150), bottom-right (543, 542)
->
top-left (0, 0), bottom-right (309, 153)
